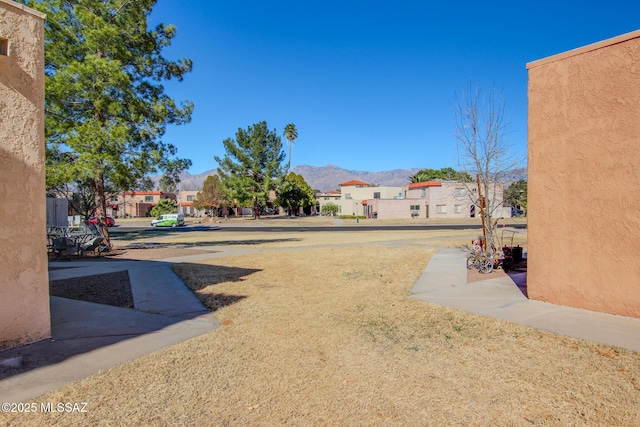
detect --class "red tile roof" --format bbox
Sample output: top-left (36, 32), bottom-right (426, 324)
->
top-left (339, 179), bottom-right (370, 187)
top-left (124, 191), bottom-right (164, 195)
top-left (407, 181), bottom-right (442, 189)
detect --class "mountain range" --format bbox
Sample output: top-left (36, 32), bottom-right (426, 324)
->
top-left (166, 165), bottom-right (527, 193)
top-left (171, 164), bottom-right (423, 192)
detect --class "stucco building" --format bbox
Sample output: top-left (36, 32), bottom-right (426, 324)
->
top-left (527, 30), bottom-right (640, 318)
top-left (324, 179), bottom-right (505, 220)
top-left (0, 0), bottom-right (48, 349)
top-left (109, 191), bottom-right (177, 218)
top-left (178, 190), bottom-right (205, 217)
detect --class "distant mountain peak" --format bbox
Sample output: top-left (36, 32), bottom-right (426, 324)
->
top-left (155, 164), bottom-right (527, 193)
top-left (291, 164), bottom-right (422, 191)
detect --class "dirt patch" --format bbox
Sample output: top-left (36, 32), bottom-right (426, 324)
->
top-left (49, 270), bottom-right (133, 308)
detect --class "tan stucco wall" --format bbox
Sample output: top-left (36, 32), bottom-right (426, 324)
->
top-left (527, 30), bottom-right (640, 317)
top-left (0, 0), bottom-right (49, 349)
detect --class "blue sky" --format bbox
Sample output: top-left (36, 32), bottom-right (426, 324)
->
top-left (149, 0), bottom-right (640, 175)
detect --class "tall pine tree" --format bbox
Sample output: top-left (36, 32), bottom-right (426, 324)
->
top-left (25, 0), bottom-right (193, 244)
top-left (215, 122), bottom-right (286, 219)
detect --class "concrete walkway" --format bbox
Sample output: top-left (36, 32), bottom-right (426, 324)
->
top-left (410, 248), bottom-right (640, 353)
top-left (0, 259), bottom-right (218, 403)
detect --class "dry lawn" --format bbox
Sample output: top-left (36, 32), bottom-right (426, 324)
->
top-left (4, 230), bottom-right (640, 426)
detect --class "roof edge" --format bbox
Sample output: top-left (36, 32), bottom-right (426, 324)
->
top-left (407, 181), bottom-right (443, 189)
top-left (338, 179), bottom-right (371, 187)
top-left (0, 0), bottom-right (46, 19)
top-left (527, 29), bottom-right (640, 70)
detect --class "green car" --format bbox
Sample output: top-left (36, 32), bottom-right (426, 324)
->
top-left (150, 213), bottom-right (185, 228)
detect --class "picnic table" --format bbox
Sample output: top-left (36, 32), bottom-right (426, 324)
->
top-left (47, 222), bottom-right (107, 259)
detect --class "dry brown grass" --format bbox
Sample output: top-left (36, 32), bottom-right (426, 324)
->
top-left (4, 230), bottom-right (640, 426)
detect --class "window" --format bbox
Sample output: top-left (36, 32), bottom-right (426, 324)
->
top-left (421, 189), bottom-right (426, 197)
top-left (187, 195), bottom-right (195, 201)
top-left (144, 196), bottom-right (153, 202)
top-left (324, 197), bottom-right (330, 200)
top-left (436, 205), bottom-right (447, 214)
top-left (455, 188), bottom-right (466, 197)
top-left (373, 192), bottom-right (381, 199)
top-left (410, 205), bottom-right (421, 211)
top-left (345, 193), bottom-right (352, 200)
top-left (454, 205), bottom-right (462, 214)
top-left (0, 38), bottom-right (8, 56)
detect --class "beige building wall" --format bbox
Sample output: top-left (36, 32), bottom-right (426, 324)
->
top-left (399, 182), bottom-right (502, 220)
top-left (422, 182), bottom-right (474, 219)
top-left (527, 30), bottom-right (640, 317)
top-left (338, 184), bottom-right (403, 216)
top-left (0, 0), bottom-right (49, 349)
top-left (179, 190), bottom-right (204, 216)
top-left (114, 191), bottom-right (176, 217)
top-left (372, 199), bottom-right (416, 219)
top-left (350, 181), bottom-right (503, 220)
top-left (316, 191), bottom-right (341, 215)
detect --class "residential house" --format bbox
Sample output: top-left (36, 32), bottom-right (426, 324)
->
top-left (527, 29), bottom-right (640, 318)
top-left (178, 190), bottom-right (205, 217)
top-left (337, 180), bottom-right (404, 217)
top-left (0, 0), bottom-right (49, 350)
top-left (316, 190), bottom-right (342, 215)
top-left (109, 191), bottom-right (177, 218)
top-left (334, 179), bottom-right (505, 220)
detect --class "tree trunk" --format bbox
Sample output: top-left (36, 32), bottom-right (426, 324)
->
top-left (253, 196), bottom-right (261, 219)
top-left (93, 175), bottom-right (111, 247)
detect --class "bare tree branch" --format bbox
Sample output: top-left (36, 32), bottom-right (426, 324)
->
top-left (453, 82), bottom-right (523, 252)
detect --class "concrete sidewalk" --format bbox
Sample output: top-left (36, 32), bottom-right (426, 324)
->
top-left (0, 259), bottom-right (219, 403)
top-left (410, 248), bottom-right (640, 353)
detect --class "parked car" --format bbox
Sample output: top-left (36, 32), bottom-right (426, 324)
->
top-left (88, 216), bottom-right (116, 227)
top-left (151, 213), bottom-right (185, 228)
top-left (511, 207), bottom-right (524, 217)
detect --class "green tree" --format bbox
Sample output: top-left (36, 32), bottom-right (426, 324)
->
top-left (215, 122), bottom-right (286, 219)
top-left (277, 172), bottom-right (316, 216)
top-left (504, 179), bottom-right (528, 212)
top-left (159, 175), bottom-right (178, 194)
top-left (409, 167), bottom-right (472, 183)
top-left (194, 175), bottom-right (229, 217)
top-left (321, 203), bottom-right (339, 216)
top-left (150, 198), bottom-right (177, 217)
top-left (26, 0), bottom-right (193, 245)
top-left (283, 123), bottom-right (298, 172)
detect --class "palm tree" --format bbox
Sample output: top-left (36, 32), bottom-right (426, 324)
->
top-left (283, 123), bottom-right (298, 172)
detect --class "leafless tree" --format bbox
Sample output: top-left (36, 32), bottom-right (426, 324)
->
top-left (453, 83), bottom-right (522, 252)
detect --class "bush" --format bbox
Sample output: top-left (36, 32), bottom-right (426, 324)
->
top-left (321, 203), bottom-right (339, 216)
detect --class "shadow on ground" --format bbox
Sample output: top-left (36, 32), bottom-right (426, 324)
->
top-left (0, 257), bottom-right (252, 381)
top-left (171, 263), bottom-right (257, 311)
top-left (121, 238), bottom-right (303, 247)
